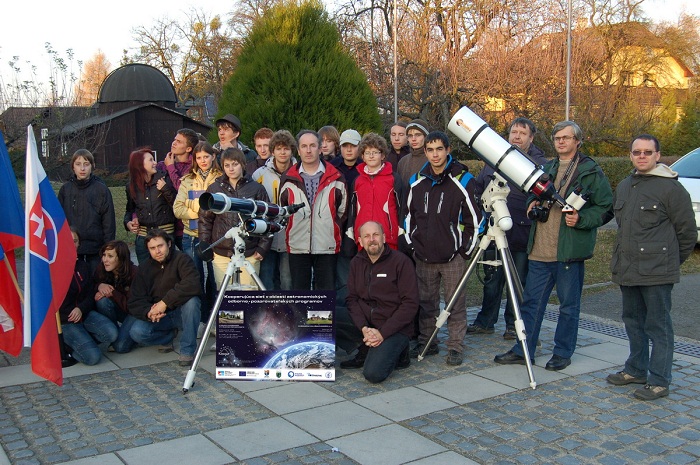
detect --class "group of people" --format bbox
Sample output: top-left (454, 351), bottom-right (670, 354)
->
top-left (55, 112), bottom-right (696, 400)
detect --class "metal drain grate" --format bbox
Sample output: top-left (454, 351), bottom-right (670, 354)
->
top-left (544, 309), bottom-right (700, 358)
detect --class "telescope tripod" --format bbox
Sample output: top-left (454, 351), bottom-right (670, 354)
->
top-left (417, 175), bottom-right (537, 389)
top-left (183, 225), bottom-right (265, 394)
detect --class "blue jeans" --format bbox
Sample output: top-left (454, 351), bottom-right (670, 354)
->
top-left (474, 249), bottom-right (528, 330)
top-left (134, 235), bottom-right (149, 265)
top-left (182, 234), bottom-right (217, 321)
top-left (510, 260), bottom-right (584, 360)
top-left (335, 306), bottom-right (409, 384)
top-left (62, 312), bottom-right (118, 365)
top-left (621, 284), bottom-right (674, 387)
top-left (259, 249), bottom-right (292, 291)
top-left (95, 297), bottom-right (126, 325)
top-left (114, 297), bottom-right (201, 356)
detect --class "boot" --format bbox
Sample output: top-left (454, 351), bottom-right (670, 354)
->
top-left (340, 345), bottom-right (369, 369)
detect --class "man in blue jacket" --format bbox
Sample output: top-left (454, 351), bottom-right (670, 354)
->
top-left (404, 131), bottom-right (482, 366)
top-left (495, 121), bottom-right (613, 371)
top-left (606, 134), bottom-right (696, 400)
top-left (468, 117), bottom-right (547, 340)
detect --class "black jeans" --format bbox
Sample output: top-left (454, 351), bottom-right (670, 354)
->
top-left (289, 253), bottom-right (337, 290)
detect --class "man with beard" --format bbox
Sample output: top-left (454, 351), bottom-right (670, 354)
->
top-left (337, 221), bottom-right (419, 383)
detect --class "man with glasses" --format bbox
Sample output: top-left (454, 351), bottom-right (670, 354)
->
top-left (494, 121), bottom-right (613, 371)
top-left (606, 134), bottom-right (695, 400)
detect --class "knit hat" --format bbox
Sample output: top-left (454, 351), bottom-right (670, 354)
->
top-left (406, 119), bottom-right (429, 137)
top-left (215, 114), bottom-right (242, 132)
top-left (339, 129), bottom-right (362, 146)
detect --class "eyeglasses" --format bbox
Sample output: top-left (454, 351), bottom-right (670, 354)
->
top-left (631, 150), bottom-right (656, 157)
top-left (364, 150), bottom-right (382, 157)
top-left (553, 135), bottom-right (576, 143)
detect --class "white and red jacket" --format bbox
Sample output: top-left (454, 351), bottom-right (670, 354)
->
top-left (279, 160), bottom-right (347, 254)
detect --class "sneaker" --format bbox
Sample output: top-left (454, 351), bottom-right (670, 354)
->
top-left (503, 327), bottom-right (517, 340)
top-left (178, 354), bottom-right (194, 367)
top-left (445, 350), bottom-right (463, 366)
top-left (606, 371), bottom-right (647, 386)
top-left (410, 343), bottom-right (439, 358)
top-left (466, 324), bottom-right (494, 334)
top-left (396, 347), bottom-right (410, 369)
top-left (633, 384), bottom-right (669, 401)
top-left (197, 322), bottom-right (207, 339)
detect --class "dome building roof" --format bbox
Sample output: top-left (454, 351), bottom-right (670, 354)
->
top-left (97, 63), bottom-right (177, 104)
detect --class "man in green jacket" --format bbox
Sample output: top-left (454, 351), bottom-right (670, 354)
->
top-left (495, 121), bottom-right (613, 371)
top-left (606, 134), bottom-right (696, 400)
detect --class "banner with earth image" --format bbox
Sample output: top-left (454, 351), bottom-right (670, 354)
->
top-left (215, 290), bottom-right (335, 381)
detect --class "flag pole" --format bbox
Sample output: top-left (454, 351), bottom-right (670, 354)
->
top-left (2, 254), bottom-right (24, 305)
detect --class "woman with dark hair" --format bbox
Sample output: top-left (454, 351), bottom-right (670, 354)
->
top-left (174, 141), bottom-right (222, 333)
top-left (58, 149), bottom-right (116, 275)
top-left (124, 147), bottom-right (177, 264)
top-left (94, 240), bottom-right (138, 326)
top-left (199, 148), bottom-right (271, 289)
top-left (60, 229), bottom-right (118, 366)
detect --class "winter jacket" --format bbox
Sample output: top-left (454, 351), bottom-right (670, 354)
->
top-left (387, 145), bottom-right (410, 171)
top-left (474, 144), bottom-right (547, 252)
top-left (94, 263), bottom-right (139, 317)
top-left (214, 141), bottom-right (257, 164)
top-left (59, 260), bottom-right (95, 324)
top-left (346, 245), bottom-right (419, 340)
top-left (173, 169), bottom-right (223, 237)
top-left (252, 157), bottom-right (297, 253)
top-left (347, 162), bottom-right (403, 250)
top-left (198, 175), bottom-right (272, 259)
top-left (526, 152), bottom-right (614, 262)
top-left (127, 249), bottom-right (201, 321)
top-left (123, 171), bottom-right (177, 232)
top-left (279, 160), bottom-right (347, 254)
top-left (611, 164), bottom-right (697, 286)
top-left (396, 146), bottom-right (426, 188)
top-left (58, 175), bottom-right (116, 256)
top-left (404, 156), bottom-right (482, 263)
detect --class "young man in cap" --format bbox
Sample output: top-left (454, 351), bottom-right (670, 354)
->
top-left (396, 118), bottom-right (430, 188)
top-left (331, 129), bottom-right (363, 303)
top-left (214, 114), bottom-right (257, 164)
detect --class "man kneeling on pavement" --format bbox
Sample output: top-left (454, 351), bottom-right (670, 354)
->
top-left (336, 221), bottom-right (419, 383)
top-left (113, 228), bottom-right (201, 366)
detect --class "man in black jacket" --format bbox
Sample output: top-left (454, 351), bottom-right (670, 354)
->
top-left (338, 221), bottom-right (419, 383)
top-left (116, 229), bottom-right (201, 366)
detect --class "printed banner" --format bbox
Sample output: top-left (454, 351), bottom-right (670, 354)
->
top-left (215, 291), bottom-right (335, 381)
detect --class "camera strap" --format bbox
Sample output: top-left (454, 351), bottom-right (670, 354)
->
top-left (556, 155), bottom-right (579, 197)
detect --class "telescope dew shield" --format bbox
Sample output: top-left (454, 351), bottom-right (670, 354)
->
top-left (448, 106), bottom-right (567, 207)
top-left (448, 107), bottom-right (544, 194)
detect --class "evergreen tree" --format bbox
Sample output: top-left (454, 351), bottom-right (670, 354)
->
top-left (216, 0), bottom-right (382, 143)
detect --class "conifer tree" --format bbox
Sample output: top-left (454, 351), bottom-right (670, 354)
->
top-left (216, 0), bottom-right (382, 143)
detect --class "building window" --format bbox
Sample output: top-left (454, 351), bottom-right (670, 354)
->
top-left (41, 128), bottom-right (49, 158)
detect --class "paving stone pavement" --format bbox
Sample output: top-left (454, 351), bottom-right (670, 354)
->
top-left (1, 305), bottom-right (699, 465)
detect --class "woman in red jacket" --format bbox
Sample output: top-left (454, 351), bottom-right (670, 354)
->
top-left (347, 133), bottom-right (404, 251)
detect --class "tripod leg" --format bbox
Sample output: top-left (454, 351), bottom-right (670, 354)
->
top-left (417, 245), bottom-right (485, 361)
top-left (499, 247), bottom-right (537, 389)
top-left (183, 272), bottom-right (232, 394)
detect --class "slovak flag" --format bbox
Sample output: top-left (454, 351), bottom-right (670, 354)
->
top-left (24, 125), bottom-right (76, 386)
top-left (0, 131), bottom-right (24, 357)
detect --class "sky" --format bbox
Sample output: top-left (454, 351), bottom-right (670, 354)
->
top-left (0, 0), bottom-right (699, 106)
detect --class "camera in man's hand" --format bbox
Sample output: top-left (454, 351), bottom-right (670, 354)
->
top-left (528, 204), bottom-right (551, 222)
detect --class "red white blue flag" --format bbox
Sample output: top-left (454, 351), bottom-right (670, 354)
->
top-left (24, 126), bottom-right (76, 385)
top-left (0, 131), bottom-right (24, 357)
